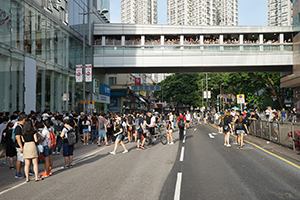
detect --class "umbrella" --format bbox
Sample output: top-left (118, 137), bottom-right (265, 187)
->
top-left (231, 107), bottom-right (241, 110)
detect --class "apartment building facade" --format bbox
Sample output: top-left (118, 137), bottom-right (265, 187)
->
top-left (167, 0), bottom-right (238, 26)
top-left (121, 0), bottom-right (158, 24)
top-left (268, 0), bottom-right (293, 26)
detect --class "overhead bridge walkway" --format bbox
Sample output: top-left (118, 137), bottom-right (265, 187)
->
top-left (93, 24), bottom-right (293, 73)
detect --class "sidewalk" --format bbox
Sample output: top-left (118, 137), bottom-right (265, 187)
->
top-left (210, 124), bottom-right (300, 163)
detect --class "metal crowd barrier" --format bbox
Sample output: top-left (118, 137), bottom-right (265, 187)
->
top-left (248, 120), bottom-right (300, 151)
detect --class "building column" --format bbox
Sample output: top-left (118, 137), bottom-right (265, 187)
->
top-left (50, 71), bottom-right (55, 112)
top-left (200, 35), bottom-right (204, 50)
top-left (219, 35), bottom-right (224, 51)
top-left (72, 78), bottom-right (75, 111)
top-left (41, 69), bottom-right (46, 111)
top-left (141, 36), bottom-right (145, 45)
top-left (56, 74), bottom-right (62, 112)
top-left (280, 33), bottom-right (284, 51)
top-left (121, 36), bottom-right (125, 46)
top-left (66, 75), bottom-right (69, 110)
top-left (239, 34), bottom-right (244, 51)
top-left (31, 12), bottom-right (36, 56)
top-left (102, 36), bottom-right (106, 46)
top-left (259, 34), bottom-right (264, 51)
top-left (180, 35), bottom-right (184, 45)
top-left (161, 35), bottom-right (165, 45)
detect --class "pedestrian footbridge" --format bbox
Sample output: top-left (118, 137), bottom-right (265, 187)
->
top-left (93, 24), bottom-right (293, 73)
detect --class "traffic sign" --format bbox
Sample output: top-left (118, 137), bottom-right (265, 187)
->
top-left (87, 104), bottom-right (95, 109)
top-left (88, 101), bottom-right (94, 105)
top-left (237, 94), bottom-right (245, 104)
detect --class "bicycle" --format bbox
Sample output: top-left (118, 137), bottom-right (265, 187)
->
top-left (144, 125), bottom-right (168, 146)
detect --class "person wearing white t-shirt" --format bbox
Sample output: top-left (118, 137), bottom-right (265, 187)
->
top-left (169, 112), bottom-right (174, 130)
top-left (186, 111), bottom-right (191, 129)
top-left (39, 119), bottom-right (53, 178)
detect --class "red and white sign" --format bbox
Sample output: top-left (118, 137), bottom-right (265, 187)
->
top-left (85, 64), bottom-right (92, 82)
top-left (76, 65), bottom-right (82, 82)
top-left (135, 78), bottom-right (141, 86)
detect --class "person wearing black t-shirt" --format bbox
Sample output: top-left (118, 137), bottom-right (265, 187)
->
top-left (223, 112), bottom-right (232, 148)
top-left (15, 114), bottom-right (26, 179)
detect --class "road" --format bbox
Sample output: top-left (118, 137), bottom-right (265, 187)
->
top-left (1, 124), bottom-right (300, 200)
top-left (160, 124), bottom-right (300, 200)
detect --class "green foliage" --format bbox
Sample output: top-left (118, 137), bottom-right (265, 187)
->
top-left (155, 72), bottom-right (292, 111)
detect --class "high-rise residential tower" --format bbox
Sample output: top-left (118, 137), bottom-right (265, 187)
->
top-left (167, 0), bottom-right (238, 26)
top-left (121, 0), bottom-right (158, 24)
top-left (267, 0), bottom-right (293, 26)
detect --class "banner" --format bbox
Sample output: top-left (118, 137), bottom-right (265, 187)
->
top-left (135, 78), bottom-right (141, 86)
top-left (85, 64), bottom-right (92, 82)
top-left (76, 65), bottom-right (82, 82)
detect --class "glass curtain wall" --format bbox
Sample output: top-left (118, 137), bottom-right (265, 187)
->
top-left (0, 0), bottom-right (89, 113)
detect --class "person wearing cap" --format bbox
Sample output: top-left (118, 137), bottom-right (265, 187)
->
top-left (109, 117), bottom-right (128, 155)
top-left (292, 108), bottom-right (297, 123)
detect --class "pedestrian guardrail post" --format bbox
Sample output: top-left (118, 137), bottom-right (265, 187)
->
top-left (292, 123), bottom-right (295, 151)
top-left (278, 122), bottom-right (281, 144)
top-left (254, 120), bottom-right (256, 136)
top-left (269, 122), bottom-right (272, 140)
top-left (260, 120), bottom-right (262, 138)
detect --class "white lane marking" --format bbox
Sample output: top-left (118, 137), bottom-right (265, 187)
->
top-left (73, 147), bottom-right (107, 163)
top-left (183, 136), bottom-right (186, 143)
top-left (174, 172), bottom-right (183, 200)
top-left (212, 133), bottom-right (218, 136)
top-left (0, 146), bottom-right (109, 196)
top-left (184, 130), bottom-right (186, 136)
top-left (180, 147), bottom-right (185, 162)
top-left (0, 182), bottom-right (27, 195)
top-left (208, 133), bottom-right (215, 139)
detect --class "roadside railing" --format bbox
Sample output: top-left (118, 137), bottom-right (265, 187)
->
top-left (248, 120), bottom-right (300, 151)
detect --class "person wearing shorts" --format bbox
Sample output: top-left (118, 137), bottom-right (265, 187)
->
top-left (235, 111), bottom-right (249, 149)
top-left (60, 119), bottom-right (75, 169)
top-left (136, 112), bottom-right (146, 150)
top-left (98, 113), bottom-right (109, 146)
top-left (39, 119), bottom-right (53, 178)
top-left (109, 117), bottom-right (128, 155)
top-left (14, 114), bottom-right (26, 178)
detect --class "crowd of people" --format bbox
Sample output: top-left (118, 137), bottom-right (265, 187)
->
top-left (0, 107), bottom-right (298, 181)
top-left (94, 35), bottom-right (293, 46)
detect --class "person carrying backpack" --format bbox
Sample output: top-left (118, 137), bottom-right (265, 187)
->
top-left (235, 111), bottom-right (249, 149)
top-left (60, 119), bottom-right (76, 169)
top-left (176, 112), bottom-right (186, 142)
top-left (53, 115), bottom-right (64, 155)
top-left (39, 119), bottom-right (54, 178)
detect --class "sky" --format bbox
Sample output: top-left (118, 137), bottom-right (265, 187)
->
top-left (109, 0), bottom-right (268, 26)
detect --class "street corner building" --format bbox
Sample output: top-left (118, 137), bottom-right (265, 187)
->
top-left (0, 0), bottom-right (110, 114)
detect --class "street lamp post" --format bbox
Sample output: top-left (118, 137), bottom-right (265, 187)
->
top-left (79, 9), bottom-right (108, 112)
top-left (201, 79), bottom-right (204, 107)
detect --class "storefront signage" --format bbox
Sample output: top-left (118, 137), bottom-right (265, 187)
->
top-left (76, 65), bottom-right (82, 82)
top-left (133, 85), bottom-right (161, 91)
top-left (93, 93), bottom-right (110, 104)
top-left (110, 97), bottom-right (118, 107)
top-left (93, 79), bottom-right (99, 94)
top-left (85, 64), bottom-right (92, 82)
top-left (99, 82), bottom-right (111, 96)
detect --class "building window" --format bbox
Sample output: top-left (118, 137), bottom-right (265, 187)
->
top-left (109, 77), bottom-right (117, 85)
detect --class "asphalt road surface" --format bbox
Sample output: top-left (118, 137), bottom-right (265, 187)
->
top-left (160, 124), bottom-right (300, 200)
top-left (1, 124), bottom-right (300, 200)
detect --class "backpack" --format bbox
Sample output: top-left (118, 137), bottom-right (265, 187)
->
top-left (67, 127), bottom-right (76, 146)
top-left (11, 123), bottom-right (21, 143)
top-left (236, 119), bottom-right (244, 130)
top-left (178, 116), bottom-right (184, 128)
top-left (54, 121), bottom-right (64, 136)
top-left (48, 129), bottom-right (57, 149)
